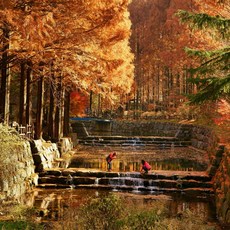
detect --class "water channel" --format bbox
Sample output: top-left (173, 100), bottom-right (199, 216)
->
top-left (0, 143), bottom-right (220, 229)
top-left (25, 144), bottom-right (221, 229)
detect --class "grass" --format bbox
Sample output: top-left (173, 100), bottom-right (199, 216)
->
top-left (0, 220), bottom-right (43, 230)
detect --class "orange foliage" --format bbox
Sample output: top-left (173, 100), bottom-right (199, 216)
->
top-left (0, 0), bottom-right (134, 105)
top-left (213, 100), bottom-right (230, 125)
top-left (70, 91), bottom-right (89, 117)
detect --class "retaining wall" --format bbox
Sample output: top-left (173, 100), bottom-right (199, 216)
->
top-left (31, 137), bottom-right (74, 172)
top-left (0, 124), bottom-right (74, 202)
top-left (213, 147), bottom-right (230, 226)
top-left (0, 125), bottom-right (37, 202)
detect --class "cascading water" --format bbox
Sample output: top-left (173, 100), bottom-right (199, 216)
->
top-left (94, 178), bottom-right (100, 185)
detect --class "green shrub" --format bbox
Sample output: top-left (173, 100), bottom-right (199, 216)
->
top-left (77, 193), bottom-right (124, 230)
top-left (0, 220), bottom-right (43, 230)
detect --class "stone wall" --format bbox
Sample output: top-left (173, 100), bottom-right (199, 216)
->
top-left (31, 137), bottom-right (74, 172)
top-left (0, 125), bottom-right (37, 202)
top-left (0, 124), bottom-right (74, 202)
top-left (213, 147), bottom-right (230, 226)
top-left (72, 120), bottom-right (192, 140)
top-left (30, 139), bottom-right (61, 172)
top-left (190, 125), bottom-right (223, 177)
top-left (111, 121), bottom-right (191, 140)
top-left (191, 126), bottom-right (218, 151)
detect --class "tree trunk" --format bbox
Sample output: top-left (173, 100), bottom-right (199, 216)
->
top-left (54, 76), bottom-right (64, 141)
top-left (35, 76), bottom-right (44, 139)
top-left (0, 26), bottom-right (10, 124)
top-left (26, 61), bottom-right (33, 125)
top-left (64, 90), bottom-right (70, 136)
top-left (54, 104), bottom-right (60, 141)
top-left (48, 82), bottom-right (55, 140)
top-left (19, 62), bottom-right (27, 125)
top-left (97, 94), bottom-right (101, 117)
top-left (48, 64), bottom-right (56, 140)
top-left (89, 90), bottom-right (93, 115)
top-left (59, 85), bottom-right (65, 139)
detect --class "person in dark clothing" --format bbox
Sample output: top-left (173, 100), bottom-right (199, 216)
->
top-left (106, 152), bottom-right (117, 171)
top-left (140, 160), bottom-right (151, 174)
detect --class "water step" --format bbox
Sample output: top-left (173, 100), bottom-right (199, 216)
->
top-left (37, 183), bottom-right (213, 197)
top-left (38, 176), bottom-right (212, 189)
top-left (38, 169), bottom-right (213, 195)
top-left (39, 170), bottom-right (212, 182)
top-left (78, 136), bottom-right (191, 147)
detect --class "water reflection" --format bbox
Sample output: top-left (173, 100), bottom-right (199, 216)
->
top-left (31, 188), bottom-right (216, 225)
top-left (69, 158), bottom-right (207, 172)
top-left (69, 145), bottom-right (209, 172)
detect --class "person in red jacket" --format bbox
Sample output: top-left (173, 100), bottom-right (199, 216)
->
top-left (140, 160), bottom-right (151, 174)
top-left (106, 152), bottom-right (117, 171)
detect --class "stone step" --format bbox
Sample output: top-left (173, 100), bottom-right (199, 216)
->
top-left (79, 141), bottom-right (191, 148)
top-left (38, 169), bottom-right (213, 195)
top-left (78, 136), bottom-right (191, 147)
top-left (38, 176), bottom-right (212, 189)
top-left (80, 136), bottom-right (179, 141)
top-left (37, 183), bottom-right (213, 196)
top-left (39, 169), bottom-right (212, 182)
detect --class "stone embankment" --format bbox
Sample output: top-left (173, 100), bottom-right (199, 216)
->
top-left (213, 147), bottom-right (230, 226)
top-left (0, 124), bottom-right (74, 203)
top-left (1, 119), bottom-right (229, 226)
top-left (0, 124), bottom-right (37, 202)
top-left (31, 137), bottom-right (74, 172)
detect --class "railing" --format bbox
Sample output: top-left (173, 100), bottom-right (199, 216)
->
top-left (11, 122), bottom-right (34, 139)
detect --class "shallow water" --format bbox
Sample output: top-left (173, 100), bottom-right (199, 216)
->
top-left (32, 188), bottom-right (217, 225)
top-left (70, 145), bottom-right (209, 172)
top-left (69, 158), bottom-right (207, 172)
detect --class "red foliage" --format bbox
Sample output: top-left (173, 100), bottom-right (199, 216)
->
top-left (70, 91), bottom-right (89, 117)
top-left (213, 100), bottom-right (230, 125)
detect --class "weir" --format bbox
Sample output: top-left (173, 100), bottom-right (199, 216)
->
top-left (38, 169), bottom-right (213, 197)
top-left (78, 135), bottom-right (191, 148)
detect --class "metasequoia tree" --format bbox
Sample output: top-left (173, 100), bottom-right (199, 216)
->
top-left (0, 0), bottom-right (56, 127)
top-left (0, 0), bottom-right (134, 140)
top-left (0, 1), bottom-right (15, 124)
top-left (128, 0), bottom-right (222, 118)
top-left (129, 0), bottom-right (194, 116)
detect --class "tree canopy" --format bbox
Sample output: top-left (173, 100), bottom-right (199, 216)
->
top-left (0, 0), bottom-right (134, 100)
top-left (0, 0), bottom-right (134, 139)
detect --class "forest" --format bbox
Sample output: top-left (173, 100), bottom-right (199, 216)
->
top-left (0, 0), bottom-right (229, 142)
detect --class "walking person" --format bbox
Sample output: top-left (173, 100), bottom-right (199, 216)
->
top-left (140, 159), bottom-right (151, 174)
top-left (106, 152), bottom-right (117, 171)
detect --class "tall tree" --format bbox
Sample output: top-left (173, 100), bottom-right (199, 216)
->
top-left (1, 0), bottom-right (134, 141)
top-left (0, 22), bottom-right (10, 123)
top-left (177, 0), bottom-right (230, 104)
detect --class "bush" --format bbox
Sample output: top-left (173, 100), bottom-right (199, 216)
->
top-left (76, 194), bottom-right (218, 230)
top-left (77, 193), bottom-right (124, 230)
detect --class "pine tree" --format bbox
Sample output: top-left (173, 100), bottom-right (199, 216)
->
top-left (176, 8), bottom-right (230, 104)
